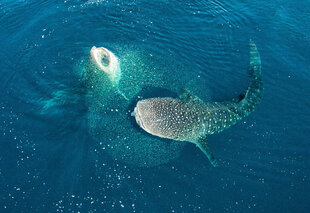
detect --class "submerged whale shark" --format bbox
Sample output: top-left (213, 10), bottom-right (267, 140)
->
top-left (90, 46), bottom-right (129, 100)
top-left (90, 46), bottom-right (121, 86)
top-left (132, 41), bottom-right (263, 166)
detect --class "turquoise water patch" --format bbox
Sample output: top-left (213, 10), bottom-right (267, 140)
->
top-left (1, 1), bottom-right (310, 212)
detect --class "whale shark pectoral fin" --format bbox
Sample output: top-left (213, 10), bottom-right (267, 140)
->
top-left (195, 137), bottom-right (218, 167)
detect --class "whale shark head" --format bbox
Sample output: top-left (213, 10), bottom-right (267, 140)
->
top-left (90, 46), bottom-right (111, 69)
top-left (132, 99), bottom-right (156, 135)
top-left (90, 46), bottom-right (121, 83)
top-left (132, 98), bottom-right (191, 140)
top-left (132, 98), bottom-right (174, 138)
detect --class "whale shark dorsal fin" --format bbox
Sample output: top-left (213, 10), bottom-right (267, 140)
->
top-left (178, 88), bottom-right (204, 104)
top-left (195, 137), bottom-right (218, 167)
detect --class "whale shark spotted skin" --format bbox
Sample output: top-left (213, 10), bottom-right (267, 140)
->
top-left (132, 41), bottom-right (263, 166)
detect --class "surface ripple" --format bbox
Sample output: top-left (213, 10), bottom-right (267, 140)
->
top-left (0, 0), bottom-right (310, 212)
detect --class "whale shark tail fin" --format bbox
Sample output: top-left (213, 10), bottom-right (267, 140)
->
top-left (196, 137), bottom-right (218, 167)
top-left (238, 40), bottom-right (263, 116)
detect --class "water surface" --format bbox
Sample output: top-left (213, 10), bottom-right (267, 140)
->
top-left (0, 0), bottom-right (309, 212)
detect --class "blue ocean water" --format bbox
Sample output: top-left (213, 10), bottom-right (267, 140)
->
top-left (1, 0), bottom-right (310, 212)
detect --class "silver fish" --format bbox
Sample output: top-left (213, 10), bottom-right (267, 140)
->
top-left (132, 41), bottom-right (263, 166)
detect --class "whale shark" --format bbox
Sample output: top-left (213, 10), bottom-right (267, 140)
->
top-left (132, 41), bottom-right (263, 166)
top-left (40, 46), bottom-right (127, 113)
top-left (90, 46), bottom-right (121, 86)
top-left (90, 46), bottom-right (129, 100)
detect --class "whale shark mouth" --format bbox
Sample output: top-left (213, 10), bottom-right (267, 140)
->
top-left (89, 46), bottom-right (122, 84)
top-left (132, 105), bottom-right (146, 130)
top-left (90, 46), bottom-right (112, 71)
top-left (133, 100), bottom-right (163, 137)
